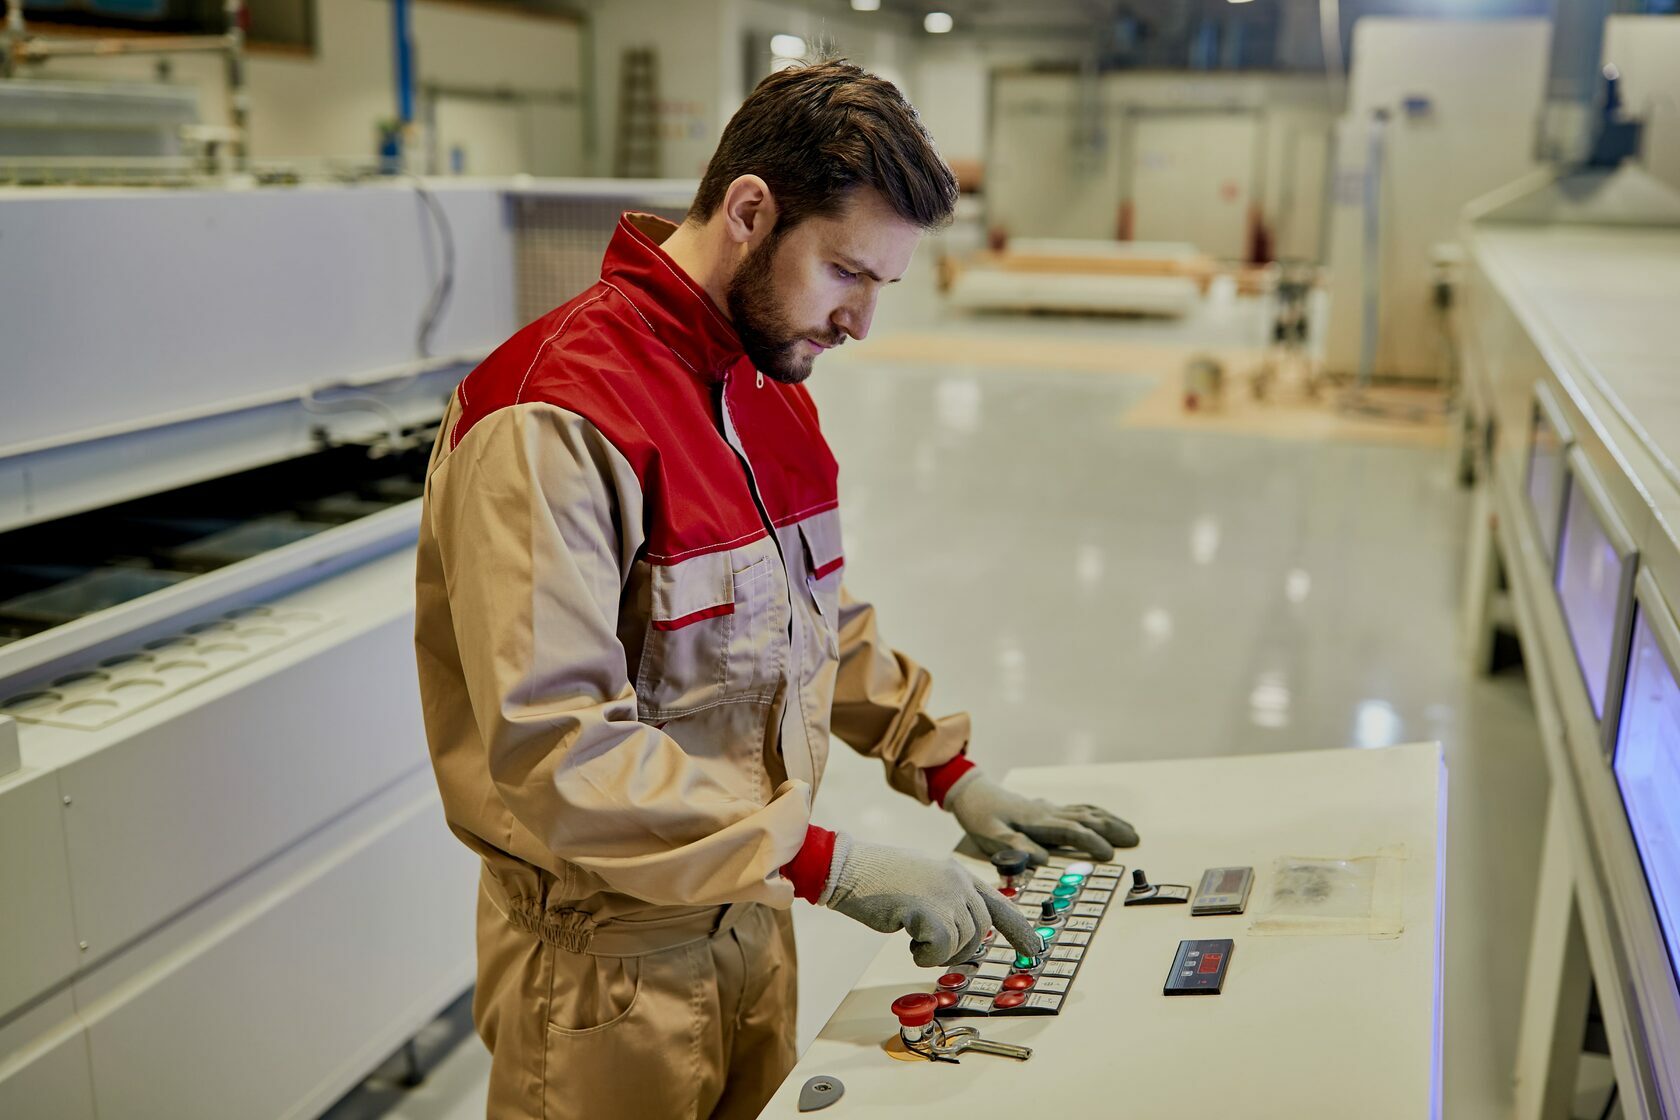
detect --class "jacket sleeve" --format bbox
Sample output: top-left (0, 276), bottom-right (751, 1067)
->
top-left (426, 403), bottom-right (811, 908)
top-left (828, 585), bottom-right (972, 804)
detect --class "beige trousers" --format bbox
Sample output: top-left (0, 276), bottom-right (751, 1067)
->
top-left (472, 888), bottom-right (798, 1120)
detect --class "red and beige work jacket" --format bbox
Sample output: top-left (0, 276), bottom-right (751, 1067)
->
top-left (415, 213), bottom-right (973, 942)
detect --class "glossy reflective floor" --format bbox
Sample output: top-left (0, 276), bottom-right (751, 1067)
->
top-left (331, 275), bottom-right (1550, 1120)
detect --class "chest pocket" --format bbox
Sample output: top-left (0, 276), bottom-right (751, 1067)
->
top-left (797, 517), bottom-right (845, 659)
top-left (634, 544), bottom-right (785, 719)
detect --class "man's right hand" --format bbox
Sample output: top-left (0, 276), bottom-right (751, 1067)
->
top-left (820, 833), bottom-right (1043, 967)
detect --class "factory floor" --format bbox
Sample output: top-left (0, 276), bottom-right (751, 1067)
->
top-left (324, 266), bottom-right (1560, 1120)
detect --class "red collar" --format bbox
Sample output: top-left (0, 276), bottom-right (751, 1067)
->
top-left (602, 213), bottom-right (745, 381)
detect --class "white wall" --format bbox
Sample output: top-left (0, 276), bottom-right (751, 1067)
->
top-left (1603, 15), bottom-right (1680, 197)
top-left (589, 0), bottom-right (733, 178)
top-left (985, 70), bottom-right (1333, 258)
top-left (20, 0), bottom-right (585, 173)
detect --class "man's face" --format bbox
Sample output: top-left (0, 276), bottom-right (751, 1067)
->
top-left (726, 188), bottom-right (922, 385)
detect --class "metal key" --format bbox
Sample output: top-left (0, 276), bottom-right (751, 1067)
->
top-left (942, 1031), bottom-right (1033, 1061)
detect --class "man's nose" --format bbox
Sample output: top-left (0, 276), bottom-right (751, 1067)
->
top-left (835, 292), bottom-right (877, 341)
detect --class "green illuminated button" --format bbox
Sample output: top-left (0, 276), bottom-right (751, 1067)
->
top-left (1034, 926), bottom-right (1058, 943)
top-left (1014, 953), bottom-right (1039, 970)
top-left (1051, 884), bottom-right (1078, 899)
top-left (1051, 896), bottom-right (1071, 912)
top-left (1059, 873), bottom-right (1085, 887)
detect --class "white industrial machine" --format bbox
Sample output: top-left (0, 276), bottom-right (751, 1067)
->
top-left (1458, 162), bottom-right (1680, 1118)
top-left (0, 177), bottom-right (692, 1119)
top-left (1321, 17), bottom-right (1552, 384)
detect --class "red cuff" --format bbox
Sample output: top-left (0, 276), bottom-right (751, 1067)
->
top-left (781, 824), bottom-right (838, 903)
top-left (925, 753), bottom-right (977, 808)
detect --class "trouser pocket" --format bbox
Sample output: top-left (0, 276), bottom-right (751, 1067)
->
top-left (541, 939), bottom-right (709, 1120)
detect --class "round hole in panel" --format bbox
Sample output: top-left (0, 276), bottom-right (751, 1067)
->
top-left (143, 636), bottom-right (196, 651)
top-left (2, 690), bottom-right (63, 712)
top-left (59, 699), bottom-right (120, 715)
top-left (98, 653), bottom-right (155, 669)
top-left (109, 678), bottom-right (166, 694)
top-left (185, 621), bottom-right (235, 635)
top-left (154, 659), bottom-right (210, 674)
top-left (222, 606), bottom-right (273, 619)
top-left (52, 670), bottom-right (111, 688)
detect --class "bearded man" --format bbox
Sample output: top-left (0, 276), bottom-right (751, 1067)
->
top-left (414, 58), bottom-right (1138, 1120)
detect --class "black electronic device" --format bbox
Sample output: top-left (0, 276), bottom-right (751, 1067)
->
top-left (1164, 939), bottom-right (1234, 995)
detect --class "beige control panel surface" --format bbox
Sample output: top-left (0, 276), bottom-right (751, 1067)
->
top-left (764, 741), bottom-right (1445, 1119)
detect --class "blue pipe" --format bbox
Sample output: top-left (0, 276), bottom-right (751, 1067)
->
top-left (393, 0), bottom-right (414, 125)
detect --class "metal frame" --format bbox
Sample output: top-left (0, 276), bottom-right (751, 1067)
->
top-left (1526, 381), bottom-right (1575, 563)
top-left (1556, 445), bottom-right (1641, 756)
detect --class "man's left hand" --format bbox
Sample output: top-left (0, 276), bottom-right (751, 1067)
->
top-left (944, 770), bottom-right (1139, 865)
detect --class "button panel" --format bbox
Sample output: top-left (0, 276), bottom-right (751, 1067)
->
top-left (931, 855), bottom-right (1125, 1018)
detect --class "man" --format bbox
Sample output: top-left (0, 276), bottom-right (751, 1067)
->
top-left (414, 59), bottom-right (1137, 1120)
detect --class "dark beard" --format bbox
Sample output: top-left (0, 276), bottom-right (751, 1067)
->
top-left (725, 232), bottom-right (836, 385)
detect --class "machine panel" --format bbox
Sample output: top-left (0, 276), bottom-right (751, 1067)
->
top-left (1527, 383), bottom-right (1573, 562)
top-left (1556, 448), bottom-right (1639, 748)
top-left (1614, 581), bottom-right (1680, 992)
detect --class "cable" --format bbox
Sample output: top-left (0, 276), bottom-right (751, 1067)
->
top-left (411, 176), bottom-right (456, 360)
top-left (1598, 1083), bottom-right (1619, 1120)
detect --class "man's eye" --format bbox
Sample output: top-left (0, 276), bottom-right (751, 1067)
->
top-left (833, 265), bottom-right (855, 281)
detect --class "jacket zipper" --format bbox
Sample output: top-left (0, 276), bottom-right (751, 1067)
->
top-left (717, 370), bottom-right (785, 588)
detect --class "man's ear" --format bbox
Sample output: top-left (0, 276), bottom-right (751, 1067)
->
top-left (719, 175), bottom-right (778, 249)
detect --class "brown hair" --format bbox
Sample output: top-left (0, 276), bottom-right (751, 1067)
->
top-left (689, 58), bottom-right (957, 233)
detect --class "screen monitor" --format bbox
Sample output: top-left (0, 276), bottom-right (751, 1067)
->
top-left (1555, 450), bottom-right (1637, 739)
top-left (1527, 386), bottom-right (1571, 560)
top-left (1614, 587), bottom-right (1680, 988)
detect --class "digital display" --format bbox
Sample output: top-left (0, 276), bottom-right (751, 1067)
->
top-left (1613, 607), bottom-right (1680, 985)
top-left (1216, 870), bottom-right (1245, 893)
top-left (1556, 479), bottom-right (1628, 719)
top-left (1527, 403), bottom-right (1567, 558)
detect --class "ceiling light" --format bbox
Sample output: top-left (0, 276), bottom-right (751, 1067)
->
top-left (851, 0), bottom-right (881, 10)
top-left (924, 11), bottom-right (953, 33)
top-left (770, 33), bottom-right (807, 58)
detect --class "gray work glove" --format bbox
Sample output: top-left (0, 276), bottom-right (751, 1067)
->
top-left (821, 832), bottom-right (1043, 967)
top-left (945, 769), bottom-right (1139, 866)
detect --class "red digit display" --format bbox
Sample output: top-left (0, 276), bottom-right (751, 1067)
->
top-left (1198, 953), bottom-right (1222, 974)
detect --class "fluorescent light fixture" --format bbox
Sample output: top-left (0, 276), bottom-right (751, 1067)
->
top-left (924, 11), bottom-right (953, 33)
top-left (1228, 0), bottom-right (1256, 4)
top-left (770, 33), bottom-right (807, 58)
top-left (851, 0), bottom-right (881, 9)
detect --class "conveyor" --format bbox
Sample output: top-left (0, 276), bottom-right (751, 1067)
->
top-left (0, 177), bottom-right (693, 1119)
top-left (1458, 164), bottom-right (1680, 1119)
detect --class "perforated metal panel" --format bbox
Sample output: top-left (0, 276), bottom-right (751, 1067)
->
top-left (510, 190), bottom-right (691, 324)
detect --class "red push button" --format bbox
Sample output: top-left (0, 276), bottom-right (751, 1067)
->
top-left (891, 993), bottom-right (938, 1027)
top-left (937, 972), bottom-right (969, 992)
top-left (1002, 973), bottom-right (1035, 991)
top-left (935, 990), bottom-right (959, 1008)
top-left (993, 991), bottom-right (1027, 1009)
top-left (999, 886), bottom-right (1017, 897)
